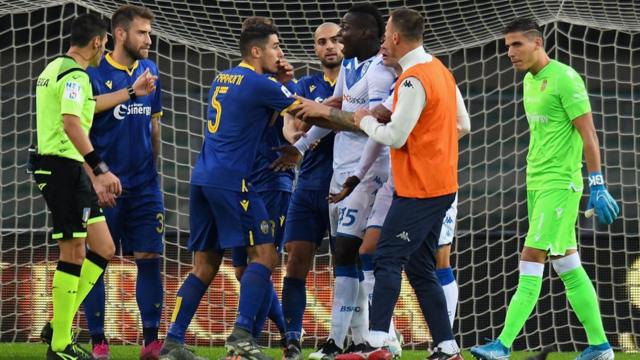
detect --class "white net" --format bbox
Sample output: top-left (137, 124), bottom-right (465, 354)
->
top-left (1, 0), bottom-right (639, 351)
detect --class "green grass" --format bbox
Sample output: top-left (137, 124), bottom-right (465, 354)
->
top-left (1, 343), bottom-right (638, 360)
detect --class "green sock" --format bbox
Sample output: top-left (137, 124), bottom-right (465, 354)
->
top-left (560, 266), bottom-right (608, 345)
top-left (51, 262), bottom-right (81, 351)
top-left (73, 251), bottom-right (108, 314)
top-left (498, 275), bottom-right (542, 348)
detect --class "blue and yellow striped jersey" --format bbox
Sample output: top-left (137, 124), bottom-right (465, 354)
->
top-left (191, 62), bottom-right (298, 191)
top-left (87, 53), bottom-right (162, 191)
top-left (295, 72), bottom-right (336, 191)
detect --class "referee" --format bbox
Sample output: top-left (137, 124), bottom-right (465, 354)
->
top-left (351, 9), bottom-right (462, 360)
top-left (33, 13), bottom-right (155, 360)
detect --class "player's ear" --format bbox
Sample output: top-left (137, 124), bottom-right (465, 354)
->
top-left (392, 31), bottom-right (400, 46)
top-left (250, 45), bottom-right (262, 59)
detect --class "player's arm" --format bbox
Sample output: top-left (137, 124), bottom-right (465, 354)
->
top-left (283, 112), bottom-right (307, 144)
top-left (151, 114), bottom-right (161, 160)
top-left (93, 68), bottom-right (157, 113)
top-left (456, 85), bottom-right (471, 138)
top-left (356, 77), bottom-right (426, 148)
top-left (561, 70), bottom-right (619, 224)
top-left (271, 125), bottom-right (332, 171)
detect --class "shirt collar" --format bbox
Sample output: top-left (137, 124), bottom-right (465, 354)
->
top-left (105, 52), bottom-right (139, 76)
top-left (398, 46), bottom-right (432, 72)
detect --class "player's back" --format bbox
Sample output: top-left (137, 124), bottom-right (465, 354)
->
top-left (296, 72), bottom-right (336, 191)
top-left (333, 54), bottom-right (394, 180)
top-left (191, 62), bottom-right (296, 191)
top-left (87, 54), bottom-right (162, 190)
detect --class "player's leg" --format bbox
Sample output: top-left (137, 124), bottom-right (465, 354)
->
top-left (33, 157), bottom-right (94, 359)
top-left (548, 190), bottom-right (612, 359)
top-left (281, 189), bottom-right (327, 359)
top-left (435, 192), bottom-right (459, 329)
top-left (472, 190), bottom-right (551, 359)
top-left (160, 185), bottom-right (221, 360)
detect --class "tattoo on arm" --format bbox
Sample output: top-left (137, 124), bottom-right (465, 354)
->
top-left (329, 108), bottom-right (358, 130)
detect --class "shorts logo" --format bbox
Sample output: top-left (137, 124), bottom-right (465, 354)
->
top-left (156, 213), bottom-right (165, 234)
top-left (82, 207), bottom-right (91, 226)
top-left (396, 231), bottom-right (411, 242)
top-left (279, 215), bottom-right (286, 227)
top-left (260, 220), bottom-right (270, 235)
top-left (37, 183), bottom-right (46, 191)
top-left (240, 200), bottom-right (249, 212)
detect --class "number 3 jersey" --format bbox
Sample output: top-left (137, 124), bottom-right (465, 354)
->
top-left (190, 62), bottom-right (298, 191)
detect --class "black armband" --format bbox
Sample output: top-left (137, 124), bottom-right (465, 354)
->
top-left (127, 85), bottom-right (137, 100)
top-left (84, 150), bottom-right (109, 175)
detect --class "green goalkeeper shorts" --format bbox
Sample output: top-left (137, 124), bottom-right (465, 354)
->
top-left (525, 188), bottom-right (582, 256)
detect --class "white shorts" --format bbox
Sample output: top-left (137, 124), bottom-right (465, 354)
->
top-left (329, 172), bottom-right (386, 239)
top-left (438, 192), bottom-right (458, 246)
top-left (366, 179), bottom-right (393, 229)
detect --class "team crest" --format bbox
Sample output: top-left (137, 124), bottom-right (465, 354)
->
top-left (540, 79), bottom-right (547, 92)
top-left (105, 80), bottom-right (112, 89)
top-left (260, 220), bottom-right (270, 235)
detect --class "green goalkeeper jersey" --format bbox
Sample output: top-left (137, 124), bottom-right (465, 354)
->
top-left (36, 56), bottom-right (95, 162)
top-left (523, 59), bottom-right (591, 191)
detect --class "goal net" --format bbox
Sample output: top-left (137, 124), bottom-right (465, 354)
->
top-left (1, 0), bottom-right (639, 351)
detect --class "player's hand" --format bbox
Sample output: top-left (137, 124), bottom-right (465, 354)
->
top-left (293, 95), bottom-right (331, 121)
top-left (92, 176), bottom-right (118, 208)
top-left (269, 145), bottom-right (303, 171)
top-left (322, 96), bottom-right (342, 109)
top-left (97, 171), bottom-right (122, 196)
top-left (275, 58), bottom-right (294, 84)
top-left (585, 172), bottom-right (620, 225)
top-left (354, 108), bottom-right (372, 128)
top-left (132, 68), bottom-right (158, 97)
top-left (328, 176), bottom-right (360, 203)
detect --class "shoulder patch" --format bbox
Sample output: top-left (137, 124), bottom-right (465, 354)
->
top-left (63, 81), bottom-right (82, 102)
top-left (402, 79), bottom-right (414, 88)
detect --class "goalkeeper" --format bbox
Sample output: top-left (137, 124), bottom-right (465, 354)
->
top-left (471, 17), bottom-right (619, 360)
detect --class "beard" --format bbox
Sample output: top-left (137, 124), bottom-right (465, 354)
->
top-left (321, 57), bottom-right (341, 69)
top-left (123, 39), bottom-right (146, 60)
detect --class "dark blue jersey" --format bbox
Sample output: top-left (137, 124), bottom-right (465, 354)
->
top-left (295, 73), bottom-right (335, 191)
top-left (250, 114), bottom-right (295, 193)
top-left (191, 62), bottom-right (298, 191)
top-left (88, 53), bottom-right (162, 191)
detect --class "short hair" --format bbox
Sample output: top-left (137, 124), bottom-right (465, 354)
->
top-left (390, 8), bottom-right (424, 42)
top-left (348, 3), bottom-right (385, 40)
top-left (239, 22), bottom-right (279, 57)
top-left (70, 13), bottom-right (108, 47)
top-left (111, 5), bottom-right (155, 33)
top-left (242, 16), bottom-right (273, 31)
top-left (503, 17), bottom-right (542, 37)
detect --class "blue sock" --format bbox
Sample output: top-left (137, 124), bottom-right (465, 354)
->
top-left (267, 287), bottom-right (286, 334)
top-left (360, 254), bottom-right (374, 272)
top-left (282, 277), bottom-right (306, 342)
top-left (251, 286), bottom-right (273, 339)
top-left (83, 273), bottom-right (106, 338)
top-left (167, 273), bottom-right (207, 343)
top-left (236, 263), bottom-right (272, 332)
top-left (136, 258), bottom-right (163, 345)
top-left (436, 267), bottom-right (455, 286)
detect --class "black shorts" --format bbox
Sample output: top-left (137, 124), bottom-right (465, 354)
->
top-left (33, 155), bottom-right (103, 241)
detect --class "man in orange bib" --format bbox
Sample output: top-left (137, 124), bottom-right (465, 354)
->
top-left (351, 8), bottom-right (462, 360)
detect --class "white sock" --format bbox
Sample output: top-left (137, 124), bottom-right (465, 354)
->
top-left (367, 330), bottom-right (388, 348)
top-left (328, 275), bottom-right (359, 349)
top-left (350, 277), bottom-right (371, 345)
top-left (441, 279), bottom-right (459, 328)
top-left (388, 316), bottom-right (399, 341)
top-left (437, 339), bottom-right (460, 355)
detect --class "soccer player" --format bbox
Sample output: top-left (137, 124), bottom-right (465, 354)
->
top-left (273, 4), bottom-right (395, 359)
top-left (470, 18), bottom-right (619, 360)
top-left (348, 8), bottom-right (463, 359)
top-left (81, 5), bottom-right (164, 360)
top-left (34, 13), bottom-right (158, 360)
top-left (279, 22), bottom-right (343, 360)
top-left (159, 21), bottom-right (298, 360)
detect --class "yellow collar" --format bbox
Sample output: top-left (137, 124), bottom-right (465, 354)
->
top-left (105, 53), bottom-right (139, 76)
top-left (239, 61), bottom-right (256, 71)
top-left (323, 73), bottom-right (337, 87)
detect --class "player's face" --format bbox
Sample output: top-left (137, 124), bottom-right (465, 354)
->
top-left (315, 27), bottom-right (343, 68)
top-left (122, 17), bottom-right (152, 60)
top-left (381, 19), bottom-right (398, 66)
top-left (260, 34), bottom-right (284, 74)
top-left (505, 31), bottom-right (542, 72)
top-left (90, 35), bottom-right (108, 67)
top-left (338, 13), bottom-right (362, 59)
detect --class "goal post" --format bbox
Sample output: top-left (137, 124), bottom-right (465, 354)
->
top-left (1, 0), bottom-right (639, 351)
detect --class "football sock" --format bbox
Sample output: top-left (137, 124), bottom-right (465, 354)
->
top-left (282, 277), bottom-right (306, 342)
top-left (167, 273), bottom-right (208, 343)
top-left (51, 261), bottom-right (81, 351)
top-left (136, 258), bottom-right (163, 345)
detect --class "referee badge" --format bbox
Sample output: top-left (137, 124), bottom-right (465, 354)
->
top-left (540, 79), bottom-right (547, 92)
top-left (82, 207), bottom-right (91, 225)
top-left (260, 220), bottom-right (270, 235)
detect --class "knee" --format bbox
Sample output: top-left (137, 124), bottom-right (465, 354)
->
top-left (192, 252), bottom-right (221, 285)
top-left (285, 250), bottom-right (312, 280)
top-left (333, 238), bottom-right (360, 266)
top-left (250, 244), bottom-right (278, 271)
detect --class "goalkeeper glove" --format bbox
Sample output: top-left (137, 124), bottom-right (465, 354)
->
top-left (586, 172), bottom-right (620, 225)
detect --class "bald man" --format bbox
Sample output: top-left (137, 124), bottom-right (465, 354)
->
top-left (280, 22), bottom-right (343, 360)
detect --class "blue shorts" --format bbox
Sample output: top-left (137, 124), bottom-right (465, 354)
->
top-left (283, 189), bottom-right (330, 247)
top-left (231, 190), bottom-right (291, 267)
top-left (103, 188), bottom-right (164, 255)
top-left (188, 184), bottom-right (274, 253)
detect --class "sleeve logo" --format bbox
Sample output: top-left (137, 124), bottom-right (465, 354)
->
top-left (280, 85), bottom-right (292, 98)
top-left (63, 81), bottom-right (82, 102)
top-left (402, 80), bottom-right (413, 88)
